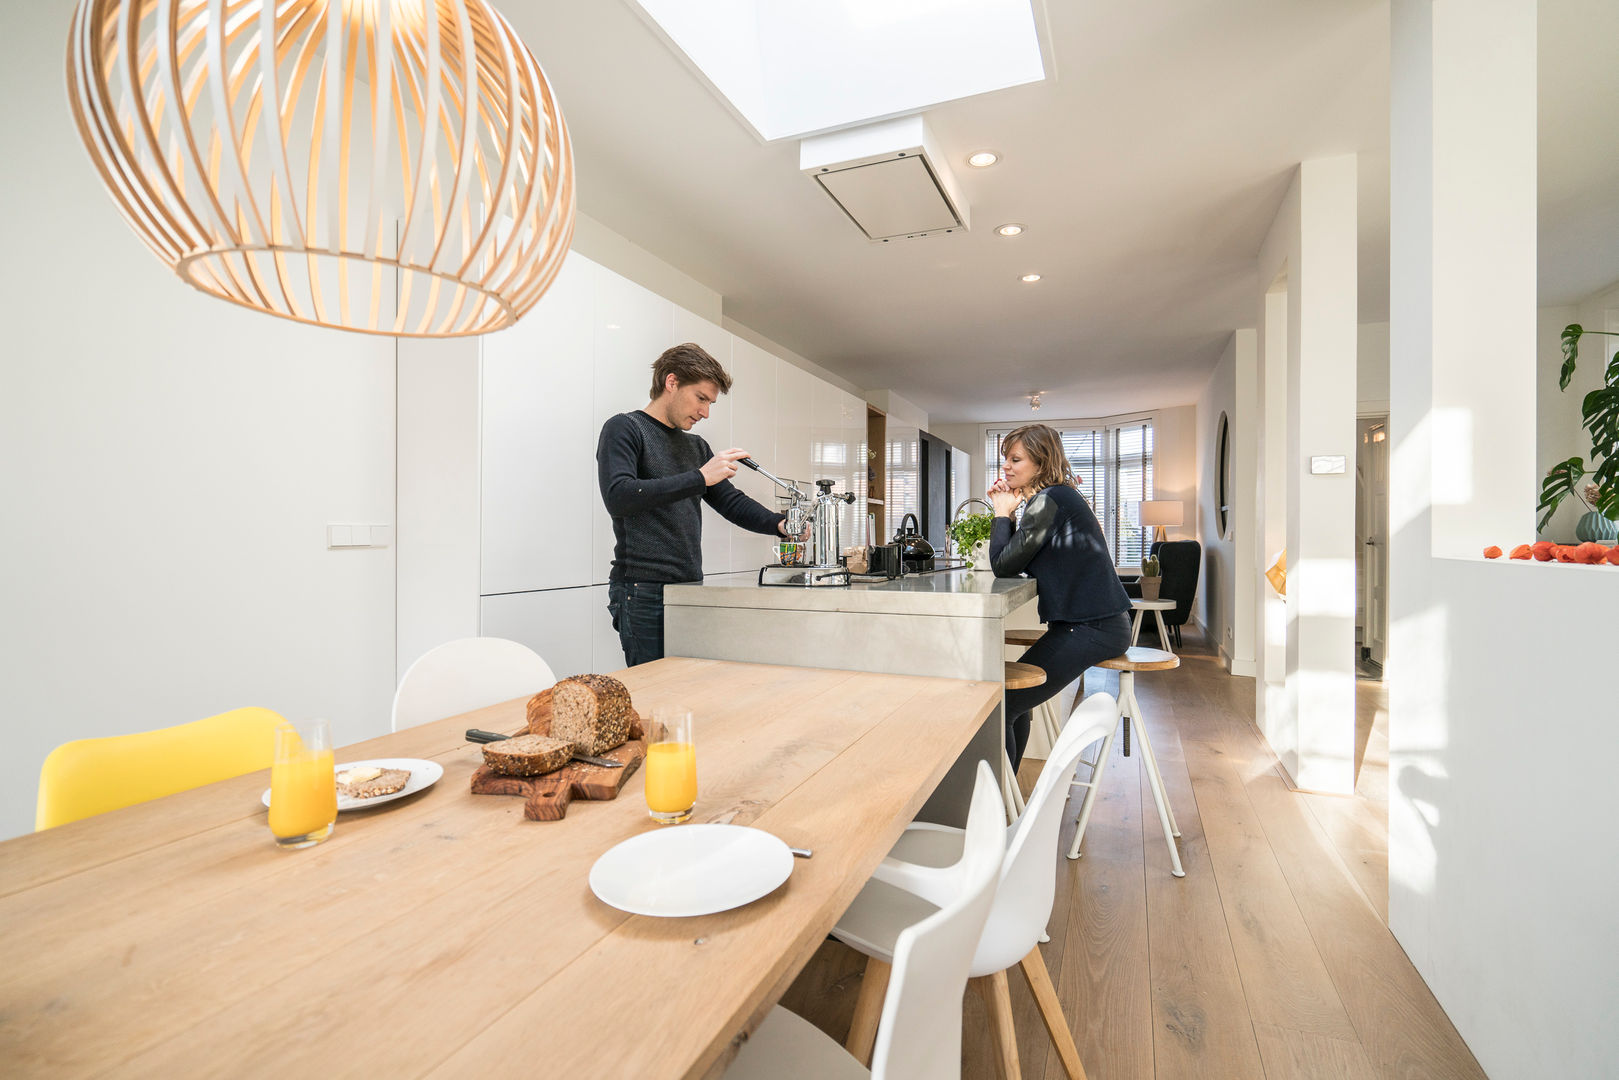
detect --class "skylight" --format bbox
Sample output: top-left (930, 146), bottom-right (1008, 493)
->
top-left (631, 0), bottom-right (1048, 141)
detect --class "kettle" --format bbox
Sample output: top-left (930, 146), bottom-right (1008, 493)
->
top-left (891, 513), bottom-right (935, 568)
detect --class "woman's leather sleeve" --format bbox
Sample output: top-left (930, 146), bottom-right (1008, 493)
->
top-left (990, 493), bottom-right (1056, 576)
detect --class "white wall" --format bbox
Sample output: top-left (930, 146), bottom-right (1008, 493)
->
top-left (1359, 321), bottom-right (1390, 413)
top-left (0, 0), bottom-right (399, 840)
top-left (1195, 336), bottom-right (1239, 665)
top-left (1388, 3), bottom-right (1619, 1077)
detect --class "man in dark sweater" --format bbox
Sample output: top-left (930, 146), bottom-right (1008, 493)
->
top-left (597, 343), bottom-right (795, 665)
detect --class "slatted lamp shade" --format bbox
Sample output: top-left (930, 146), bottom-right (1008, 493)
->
top-left (66, 0), bottom-right (574, 337)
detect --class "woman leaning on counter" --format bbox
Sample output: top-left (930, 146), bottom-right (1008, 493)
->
top-left (989, 424), bottom-right (1132, 769)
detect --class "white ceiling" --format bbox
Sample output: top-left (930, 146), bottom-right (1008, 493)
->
top-left (500, 0), bottom-right (1619, 423)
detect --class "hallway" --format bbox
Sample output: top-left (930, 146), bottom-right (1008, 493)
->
top-left (782, 628), bottom-right (1483, 1079)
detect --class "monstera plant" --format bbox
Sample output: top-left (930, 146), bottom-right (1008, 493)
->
top-left (1538, 323), bottom-right (1619, 533)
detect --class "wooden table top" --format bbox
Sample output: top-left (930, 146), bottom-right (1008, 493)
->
top-left (0, 658), bottom-right (999, 1079)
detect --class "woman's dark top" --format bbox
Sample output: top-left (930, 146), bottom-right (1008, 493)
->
top-left (990, 484), bottom-right (1132, 625)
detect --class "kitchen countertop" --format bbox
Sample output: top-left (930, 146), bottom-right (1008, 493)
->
top-left (665, 568), bottom-right (1038, 618)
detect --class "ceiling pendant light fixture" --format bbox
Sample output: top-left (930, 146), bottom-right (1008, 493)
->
top-left (67, 0), bottom-right (574, 337)
top-left (1029, 392), bottom-right (1042, 412)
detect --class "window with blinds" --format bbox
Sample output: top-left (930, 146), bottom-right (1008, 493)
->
top-left (985, 418), bottom-right (1154, 567)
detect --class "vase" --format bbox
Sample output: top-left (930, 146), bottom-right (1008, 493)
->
top-left (970, 539), bottom-right (991, 571)
top-left (1574, 511), bottom-right (1618, 544)
top-left (1140, 576), bottom-right (1162, 601)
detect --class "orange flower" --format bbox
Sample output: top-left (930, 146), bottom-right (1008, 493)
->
top-left (1575, 542), bottom-right (1608, 565)
top-left (1553, 545), bottom-right (1578, 563)
top-left (1509, 544), bottom-right (1533, 560)
top-left (1483, 545), bottom-right (1502, 559)
top-left (1532, 541), bottom-right (1556, 561)
top-left (1607, 546), bottom-right (1619, 566)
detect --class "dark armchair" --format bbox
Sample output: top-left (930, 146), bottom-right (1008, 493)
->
top-left (1121, 540), bottom-right (1202, 648)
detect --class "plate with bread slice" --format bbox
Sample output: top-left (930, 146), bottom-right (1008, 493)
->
top-left (261, 757), bottom-right (443, 813)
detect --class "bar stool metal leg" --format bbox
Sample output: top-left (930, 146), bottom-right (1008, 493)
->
top-left (1066, 718), bottom-right (1118, 860)
top-left (1120, 674), bottom-right (1184, 876)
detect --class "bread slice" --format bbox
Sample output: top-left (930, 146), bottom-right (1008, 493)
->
top-left (481, 734), bottom-right (573, 777)
top-left (526, 686), bottom-right (554, 736)
top-left (551, 674), bottom-right (634, 756)
top-left (339, 767), bottom-right (411, 799)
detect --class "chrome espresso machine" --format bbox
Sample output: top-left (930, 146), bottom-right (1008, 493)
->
top-left (739, 457), bottom-right (857, 587)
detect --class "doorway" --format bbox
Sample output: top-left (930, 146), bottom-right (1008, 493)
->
top-left (1355, 414), bottom-right (1389, 673)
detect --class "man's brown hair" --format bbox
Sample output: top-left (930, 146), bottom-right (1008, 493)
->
top-left (649, 343), bottom-right (733, 400)
top-left (1000, 424), bottom-right (1079, 494)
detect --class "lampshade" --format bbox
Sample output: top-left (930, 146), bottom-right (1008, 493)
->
top-left (67, 0), bottom-right (574, 337)
top-left (1138, 500), bottom-right (1184, 528)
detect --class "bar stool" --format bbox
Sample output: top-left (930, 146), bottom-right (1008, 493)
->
top-left (1067, 647), bottom-right (1185, 877)
top-left (1002, 661), bottom-right (1045, 820)
top-left (1004, 628), bottom-right (1083, 759)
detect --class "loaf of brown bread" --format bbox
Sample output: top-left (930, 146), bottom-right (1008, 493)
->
top-left (526, 686), bottom-right (554, 736)
top-left (481, 734), bottom-right (572, 777)
top-left (550, 674), bottom-right (634, 755)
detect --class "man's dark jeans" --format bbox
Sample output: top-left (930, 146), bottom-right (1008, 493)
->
top-left (607, 580), bottom-right (665, 667)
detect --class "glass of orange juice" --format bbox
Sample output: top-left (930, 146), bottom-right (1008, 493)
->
top-left (645, 706), bottom-right (697, 824)
top-left (269, 720), bottom-right (337, 848)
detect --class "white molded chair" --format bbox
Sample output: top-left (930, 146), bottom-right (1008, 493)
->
top-left (390, 637), bottom-right (556, 731)
top-left (725, 761), bottom-right (1006, 1080)
top-left (834, 693), bottom-right (1120, 1080)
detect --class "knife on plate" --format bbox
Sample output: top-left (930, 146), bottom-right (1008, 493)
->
top-left (464, 728), bottom-right (625, 768)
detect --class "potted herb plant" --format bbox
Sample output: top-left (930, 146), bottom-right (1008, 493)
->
top-left (1539, 323), bottom-right (1619, 541)
top-left (1139, 553), bottom-right (1163, 600)
top-left (946, 512), bottom-right (995, 570)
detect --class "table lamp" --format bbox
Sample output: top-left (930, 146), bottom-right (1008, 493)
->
top-left (1139, 500), bottom-right (1183, 543)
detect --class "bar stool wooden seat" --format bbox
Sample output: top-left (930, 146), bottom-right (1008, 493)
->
top-left (1003, 627), bottom-right (1043, 648)
top-left (1067, 647), bottom-right (1186, 877)
top-left (998, 662), bottom-right (1046, 819)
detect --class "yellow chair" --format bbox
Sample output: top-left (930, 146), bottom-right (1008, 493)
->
top-left (35, 707), bottom-right (286, 831)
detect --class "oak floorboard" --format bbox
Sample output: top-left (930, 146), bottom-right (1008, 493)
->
top-left (1252, 1021), bottom-right (1380, 1080)
top-left (1138, 720), bottom-right (1267, 1079)
top-left (1052, 700), bottom-right (1154, 1080)
top-left (1180, 738), bottom-right (1360, 1042)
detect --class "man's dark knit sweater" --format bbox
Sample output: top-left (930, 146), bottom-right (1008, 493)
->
top-left (596, 410), bottom-right (784, 583)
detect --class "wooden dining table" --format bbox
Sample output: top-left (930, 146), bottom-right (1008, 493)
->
top-left (0, 657), bottom-right (1000, 1079)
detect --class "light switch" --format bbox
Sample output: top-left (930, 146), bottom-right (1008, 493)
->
top-left (350, 525), bottom-right (371, 547)
top-left (370, 525), bottom-right (392, 548)
top-left (1310, 455), bottom-right (1347, 475)
top-left (328, 525), bottom-right (353, 547)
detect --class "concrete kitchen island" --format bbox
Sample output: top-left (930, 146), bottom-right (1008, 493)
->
top-left (664, 569), bottom-right (1038, 824)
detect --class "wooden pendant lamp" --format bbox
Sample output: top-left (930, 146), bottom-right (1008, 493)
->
top-left (66, 0), bottom-right (575, 337)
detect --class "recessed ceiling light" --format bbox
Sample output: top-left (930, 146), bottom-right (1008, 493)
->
top-left (996, 223), bottom-right (1024, 237)
top-left (967, 151), bottom-right (999, 168)
top-left (1020, 273), bottom-right (1041, 283)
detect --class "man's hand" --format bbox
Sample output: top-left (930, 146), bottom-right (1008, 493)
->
top-left (701, 448), bottom-right (750, 487)
top-left (777, 517), bottom-right (808, 539)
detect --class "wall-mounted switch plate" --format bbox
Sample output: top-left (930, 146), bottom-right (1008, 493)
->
top-left (1310, 455), bottom-right (1347, 475)
top-left (328, 524), bottom-right (393, 549)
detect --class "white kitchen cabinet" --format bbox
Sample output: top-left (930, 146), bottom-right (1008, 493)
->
top-left (480, 253), bottom-right (599, 595)
top-left (590, 273), bottom-right (675, 585)
top-left (673, 308), bottom-right (734, 577)
top-left (480, 587), bottom-right (594, 679)
top-left (727, 337), bottom-right (780, 572)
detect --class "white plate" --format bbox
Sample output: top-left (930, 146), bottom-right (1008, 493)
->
top-left (261, 758), bottom-right (443, 813)
top-left (589, 824), bottom-right (794, 918)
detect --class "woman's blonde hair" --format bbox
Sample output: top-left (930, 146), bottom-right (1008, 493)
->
top-left (1000, 424), bottom-right (1078, 494)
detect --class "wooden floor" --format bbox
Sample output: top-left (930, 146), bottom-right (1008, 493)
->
top-left (778, 628), bottom-right (1486, 1079)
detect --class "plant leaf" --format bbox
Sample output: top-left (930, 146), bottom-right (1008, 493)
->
top-left (1560, 324), bottom-right (1583, 391)
top-left (1538, 456), bottom-right (1585, 531)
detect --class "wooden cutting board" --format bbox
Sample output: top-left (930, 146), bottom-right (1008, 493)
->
top-left (470, 738), bottom-right (646, 821)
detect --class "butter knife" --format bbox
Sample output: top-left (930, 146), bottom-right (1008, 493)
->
top-left (464, 728), bottom-right (626, 768)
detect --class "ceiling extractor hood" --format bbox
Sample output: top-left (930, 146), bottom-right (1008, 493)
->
top-left (800, 116), bottom-right (969, 242)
